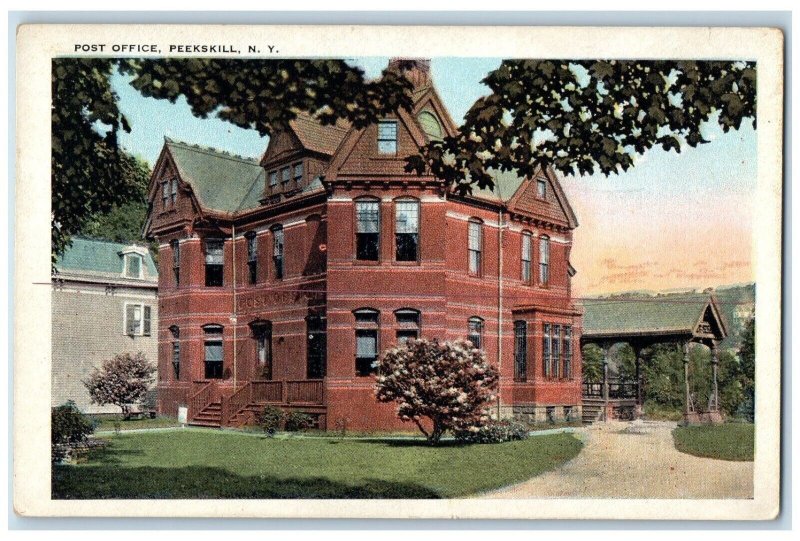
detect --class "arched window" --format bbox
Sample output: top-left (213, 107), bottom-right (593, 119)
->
top-left (395, 198), bottom-right (420, 261)
top-left (354, 308), bottom-right (380, 376)
top-left (355, 198), bottom-right (380, 261)
top-left (395, 309), bottom-right (420, 344)
top-left (417, 110), bottom-right (443, 141)
top-left (539, 235), bottom-right (550, 286)
top-left (202, 324), bottom-right (224, 379)
top-left (468, 219), bottom-right (483, 276)
top-left (169, 325), bottom-right (180, 380)
top-left (467, 317), bottom-right (484, 350)
top-left (521, 231), bottom-right (532, 284)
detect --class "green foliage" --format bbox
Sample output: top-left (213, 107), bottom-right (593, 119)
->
top-left (258, 405), bottom-right (285, 435)
top-left (453, 419), bottom-right (529, 444)
top-left (673, 423), bottom-right (754, 462)
top-left (284, 412), bottom-right (314, 432)
top-left (738, 317), bottom-right (756, 416)
top-left (581, 344), bottom-right (603, 383)
top-left (81, 155), bottom-right (152, 244)
top-left (406, 60), bottom-right (756, 193)
top-left (51, 59), bottom-right (143, 262)
top-left (83, 352), bottom-right (156, 419)
top-left (51, 401), bottom-right (96, 463)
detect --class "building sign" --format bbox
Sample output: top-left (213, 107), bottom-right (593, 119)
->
top-left (237, 290), bottom-right (325, 311)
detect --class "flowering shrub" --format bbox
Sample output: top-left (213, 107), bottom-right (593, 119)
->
top-left (375, 338), bottom-right (499, 444)
top-left (83, 352), bottom-right (156, 419)
top-left (453, 419), bottom-right (530, 444)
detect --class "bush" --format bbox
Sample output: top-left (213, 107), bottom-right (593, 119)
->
top-left (83, 352), bottom-right (156, 419)
top-left (258, 405), bottom-right (284, 435)
top-left (284, 412), bottom-right (313, 432)
top-left (454, 419), bottom-right (529, 444)
top-left (51, 401), bottom-right (96, 463)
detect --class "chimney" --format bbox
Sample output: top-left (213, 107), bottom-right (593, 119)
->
top-left (387, 58), bottom-right (432, 89)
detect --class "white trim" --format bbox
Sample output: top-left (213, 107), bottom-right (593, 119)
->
top-left (122, 252), bottom-right (145, 279)
top-left (122, 301), bottom-right (154, 337)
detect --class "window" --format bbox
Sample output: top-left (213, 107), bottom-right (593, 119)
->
top-left (468, 220), bottom-right (482, 276)
top-left (306, 316), bottom-right (326, 379)
top-left (355, 200), bottom-right (380, 261)
top-left (521, 231), bottom-right (532, 284)
top-left (395, 199), bottom-right (419, 261)
top-left (468, 317), bottom-right (484, 350)
top-left (563, 326), bottom-right (573, 379)
top-left (543, 323), bottom-right (552, 378)
top-left (170, 178), bottom-right (178, 205)
top-left (395, 309), bottom-right (420, 344)
top-left (272, 226), bottom-right (284, 279)
top-left (246, 232), bottom-right (258, 285)
top-left (203, 326), bottom-right (223, 379)
top-left (170, 326), bottom-right (180, 380)
top-left (281, 166), bottom-right (291, 185)
top-left (252, 322), bottom-right (272, 380)
top-left (537, 178), bottom-right (547, 199)
top-left (539, 235), bottom-right (550, 286)
top-left (124, 303), bottom-right (151, 336)
top-left (293, 162), bottom-right (303, 185)
top-left (514, 321), bottom-right (527, 381)
top-left (124, 253), bottom-right (142, 279)
top-left (171, 240), bottom-right (180, 286)
top-left (355, 309), bottom-right (379, 376)
top-left (204, 239), bottom-right (224, 287)
top-left (378, 120), bottom-right (398, 154)
top-left (269, 170), bottom-right (278, 187)
top-left (553, 324), bottom-right (562, 378)
top-left (161, 181), bottom-right (169, 208)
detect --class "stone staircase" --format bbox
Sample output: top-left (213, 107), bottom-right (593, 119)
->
top-left (581, 399), bottom-right (605, 425)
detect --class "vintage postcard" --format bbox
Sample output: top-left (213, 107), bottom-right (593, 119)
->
top-left (13, 24), bottom-right (783, 520)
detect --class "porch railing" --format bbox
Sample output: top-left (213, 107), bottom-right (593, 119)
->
top-left (286, 379), bottom-right (324, 404)
top-left (582, 379), bottom-right (638, 400)
top-left (252, 380), bottom-right (283, 403)
top-left (188, 380), bottom-right (218, 419)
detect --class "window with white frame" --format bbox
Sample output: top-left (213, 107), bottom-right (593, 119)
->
top-left (355, 309), bottom-right (380, 376)
top-left (395, 199), bottom-right (419, 261)
top-left (521, 231), bottom-right (532, 284)
top-left (468, 317), bottom-right (484, 350)
top-left (395, 309), bottom-right (420, 344)
top-left (537, 178), bottom-right (547, 199)
top-left (355, 199), bottom-right (380, 261)
top-left (468, 220), bottom-right (482, 276)
top-left (124, 253), bottom-right (143, 279)
top-left (124, 303), bottom-right (152, 336)
top-left (378, 120), bottom-right (398, 154)
top-left (539, 235), bottom-right (550, 286)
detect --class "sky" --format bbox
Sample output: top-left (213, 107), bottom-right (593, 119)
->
top-left (111, 57), bottom-right (756, 297)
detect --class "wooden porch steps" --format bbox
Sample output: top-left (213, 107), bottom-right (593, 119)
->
top-left (189, 401), bottom-right (223, 428)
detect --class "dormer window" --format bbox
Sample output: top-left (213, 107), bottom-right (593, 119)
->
top-left (124, 253), bottom-right (143, 279)
top-left (378, 120), bottom-right (398, 154)
top-left (537, 178), bottom-right (547, 199)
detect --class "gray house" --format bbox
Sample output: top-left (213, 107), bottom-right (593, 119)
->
top-left (52, 237), bottom-right (159, 414)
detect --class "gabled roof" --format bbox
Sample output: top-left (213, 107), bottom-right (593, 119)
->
top-left (288, 114), bottom-right (350, 156)
top-left (165, 138), bottom-right (263, 214)
top-left (467, 169), bottom-right (528, 203)
top-left (581, 295), bottom-right (727, 340)
top-left (54, 237), bottom-right (158, 282)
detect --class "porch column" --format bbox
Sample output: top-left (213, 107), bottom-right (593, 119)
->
top-left (711, 341), bottom-right (720, 412)
top-left (682, 341), bottom-right (692, 423)
top-left (602, 345), bottom-right (610, 421)
top-left (634, 345), bottom-right (644, 419)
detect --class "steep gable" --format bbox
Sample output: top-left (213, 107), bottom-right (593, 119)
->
top-left (507, 166), bottom-right (578, 228)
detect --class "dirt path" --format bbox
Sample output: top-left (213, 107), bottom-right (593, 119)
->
top-left (482, 420), bottom-right (753, 499)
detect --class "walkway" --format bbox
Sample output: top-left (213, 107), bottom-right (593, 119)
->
top-left (482, 420), bottom-right (753, 499)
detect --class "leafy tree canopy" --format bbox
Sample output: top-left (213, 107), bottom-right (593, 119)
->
top-left (83, 352), bottom-right (156, 419)
top-left (52, 58), bottom-right (756, 257)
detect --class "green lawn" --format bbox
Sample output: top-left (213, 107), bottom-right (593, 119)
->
top-left (92, 416), bottom-right (181, 432)
top-left (52, 429), bottom-right (582, 499)
top-left (672, 423), bottom-right (755, 461)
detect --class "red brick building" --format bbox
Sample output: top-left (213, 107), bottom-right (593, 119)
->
top-left (146, 59), bottom-right (582, 431)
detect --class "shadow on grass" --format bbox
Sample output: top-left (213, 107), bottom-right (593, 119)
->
top-left (52, 464), bottom-right (442, 499)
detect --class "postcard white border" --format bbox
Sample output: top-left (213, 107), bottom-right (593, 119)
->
top-left (14, 24), bottom-right (784, 520)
